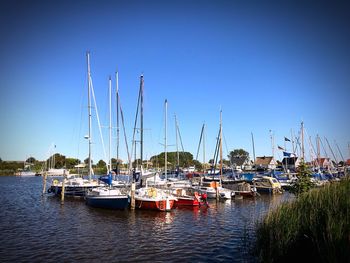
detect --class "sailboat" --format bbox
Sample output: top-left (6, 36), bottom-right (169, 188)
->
top-left (47, 52), bottom-right (101, 197)
top-left (133, 87), bottom-right (177, 211)
top-left (15, 158), bottom-right (36, 176)
top-left (195, 110), bottom-right (234, 200)
top-left (86, 173), bottom-right (129, 209)
top-left (85, 75), bottom-right (130, 209)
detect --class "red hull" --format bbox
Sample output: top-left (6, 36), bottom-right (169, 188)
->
top-left (135, 199), bottom-right (175, 211)
top-left (175, 197), bottom-right (201, 207)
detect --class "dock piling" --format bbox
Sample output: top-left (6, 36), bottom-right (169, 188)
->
top-left (61, 177), bottom-right (65, 205)
top-left (130, 182), bottom-right (135, 210)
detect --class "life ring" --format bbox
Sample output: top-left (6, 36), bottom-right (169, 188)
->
top-left (53, 179), bottom-right (59, 185)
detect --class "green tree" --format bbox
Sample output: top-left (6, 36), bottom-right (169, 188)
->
top-left (192, 160), bottom-right (202, 170)
top-left (150, 151), bottom-right (194, 168)
top-left (97, 159), bottom-right (106, 168)
top-left (65, 158), bottom-right (81, 169)
top-left (228, 149), bottom-right (249, 165)
top-left (222, 159), bottom-right (231, 166)
top-left (47, 153), bottom-right (66, 168)
top-left (289, 161), bottom-right (315, 196)
top-left (84, 158), bottom-right (93, 165)
top-left (26, 157), bottom-right (36, 163)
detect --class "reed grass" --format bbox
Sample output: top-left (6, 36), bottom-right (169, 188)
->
top-left (255, 177), bottom-right (350, 262)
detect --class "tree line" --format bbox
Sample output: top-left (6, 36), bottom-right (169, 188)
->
top-left (0, 148), bottom-right (251, 175)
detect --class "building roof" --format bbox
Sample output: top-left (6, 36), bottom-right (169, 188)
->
top-left (255, 156), bottom-right (274, 166)
top-left (312, 157), bottom-right (330, 166)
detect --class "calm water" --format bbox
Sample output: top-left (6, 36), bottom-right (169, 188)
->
top-left (0, 176), bottom-right (292, 262)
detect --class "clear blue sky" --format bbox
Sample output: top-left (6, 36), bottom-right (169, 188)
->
top-left (1, 0), bottom-right (349, 164)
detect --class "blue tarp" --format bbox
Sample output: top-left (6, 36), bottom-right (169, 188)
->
top-left (99, 172), bottom-right (113, 185)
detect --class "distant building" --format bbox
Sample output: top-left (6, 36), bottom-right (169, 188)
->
top-left (312, 157), bottom-right (332, 170)
top-left (230, 156), bottom-right (247, 170)
top-left (255, 156), bottom-right (276, 170)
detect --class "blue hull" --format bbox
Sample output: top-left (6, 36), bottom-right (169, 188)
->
top-left (86, 195), bottom-right (130, 210)
top-left (49, 186), bottom-right (95, 197)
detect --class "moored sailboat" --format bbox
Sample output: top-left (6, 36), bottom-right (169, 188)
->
top-left (85, 172), bottom-right (129, 210)
top-left (85, 76), bottom-right (130, 210)
top-left (47, 52), bottom-right (102, 197)
top-left (135, 187), bottom-right (177, 211)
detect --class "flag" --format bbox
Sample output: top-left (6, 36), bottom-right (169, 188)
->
top-left (283, 151), bottom-right (291, 157)
top-left (278, 145), bottom-right (285, 150)
top-left (284, 137), bottom-right (291, 142)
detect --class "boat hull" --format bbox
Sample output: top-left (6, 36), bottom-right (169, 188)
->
top-left (86, 195), bottom-right (129, 210)
top-left (48, 185), bottom-right (97, 197)
top-left (135, 199), bottom-right (175, 211)
top-left (175, 197), bottom-right (201, 207)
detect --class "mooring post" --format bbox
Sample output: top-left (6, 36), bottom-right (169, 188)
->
top-left (61, 177), bottom-right (65, 205)
top-left (216, 182), bottom-right (219, 201)
top-left (130, 182), bottom-right (135, 210)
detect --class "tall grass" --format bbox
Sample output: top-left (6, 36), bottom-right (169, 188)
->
top-left (255, 177), bottom-right (350, 262)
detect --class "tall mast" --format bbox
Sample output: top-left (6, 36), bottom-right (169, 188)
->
top-left (219, 110), bottom-right (223, 178)
top-left (164, 99), bottom-right (168, 181)
top-left (203, 123), bottom-right (206, 171)
top-left (301, 121), bottom-right (305, 161)
top-left (175, 114), bottom-right (179, 168)
top-left (116, 71), bottom-right (120, 174)
top-left (108, 76), bottom-right (112, 172)
top-left (335, 141), bottom-right (345, 163)
top-left (140, 75), bottom-right (144, 171)
top-left (87, 52), bottom-right (92, 179)
top-left (316, 134), bottom-right (320, 160)
top-left (270, 130), bottom-right (275, 162)
top-left (251, 132), bottom-right (256, 164)
top-left (325, 137), bottom-right (338, 165)
top-left (291, 129), bottom-right (296, 155)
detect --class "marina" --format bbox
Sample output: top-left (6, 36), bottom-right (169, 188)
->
top-left (1, 1), bottom-right (350, 262)
top-left (0, 175), bottom-right (293, 263)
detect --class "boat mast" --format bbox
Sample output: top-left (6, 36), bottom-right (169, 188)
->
top-left (140, 75), bottom-right (144, 173)
top-left (109, 76), bottom-right (112, 173)
top-left (175, 114), bottom-right (179, 170)
top-left (335, 141), bottom-right (345, 164)
top-left (203, 123), bottom-right (206, 172)
top-left (219, 110), bottom-right (223, 179)
top-left (116, 71), bottom-right (120, 175)
top-left (316, 134), bottom-right (320, 160)
top-left (87, 52), bottom-right (92, 179)
top-left (164, 99), bottom-right (168, 181)
top-left (291, 129), bottom-right (296, 155)
top-left (301, 121), bottom-right (305, 161)
top-left (325, 137), bottom-right (338, 165)
top-left (251, 132), bottom-right (256, 164)
top-left (269, 129), bottom-right (275, 165)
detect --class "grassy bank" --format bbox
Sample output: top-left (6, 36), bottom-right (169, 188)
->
top-left (255, 177), bottom-right (350, 262)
